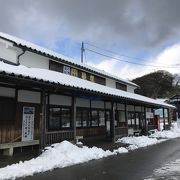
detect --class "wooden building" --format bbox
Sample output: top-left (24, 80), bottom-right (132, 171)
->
top-left (0, 32), bottom-right (174, 155)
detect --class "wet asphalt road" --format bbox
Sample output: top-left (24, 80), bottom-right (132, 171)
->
top-left (19, 138), bottom-right (180, 180)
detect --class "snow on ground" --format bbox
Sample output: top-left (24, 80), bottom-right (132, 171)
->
top-left (117, 123), bottom-right (180, 150)
top-left (145, 159), bottom-right (180, 180)
top-left (117, 136), bottom-right (163, 150)
top-left (150, 123), bottom-right (180, 139)
top-left (0, 123), bottom-right (180, 180)
top-left (0, 141), bottom-right (127, 180)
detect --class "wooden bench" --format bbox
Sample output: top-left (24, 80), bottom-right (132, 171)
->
top-left (0, 140), bottom-right (39, 156)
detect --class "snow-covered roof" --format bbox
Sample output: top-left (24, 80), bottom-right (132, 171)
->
top-left (0, 61), bottom-right (174, 108)
top-left (0, 32), bottom-right (138, 87)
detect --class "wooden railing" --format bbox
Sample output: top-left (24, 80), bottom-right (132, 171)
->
top-left (115, 127), bottom-right (128, 137)
top-left (46, 130), bottom-right (74, 145)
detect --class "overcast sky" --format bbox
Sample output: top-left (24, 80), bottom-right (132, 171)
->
top-left (1, 0), bottom-right (180, 79)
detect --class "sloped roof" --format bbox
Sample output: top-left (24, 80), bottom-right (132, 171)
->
top-left (0, 32), bottom-right (138, 87)
top-left (0, 61), bottom-right (175, 108)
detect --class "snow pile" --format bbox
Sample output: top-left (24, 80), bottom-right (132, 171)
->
top-left (150, 123), bottom-right (180, 139)
top-left (0, 141), bottom-right (127, 180)
top-left (117, 136), bottom-right (160, 150)
top-left (117, 123), bottom-right (180, 150)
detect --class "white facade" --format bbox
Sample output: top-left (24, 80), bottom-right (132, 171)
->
top-left (18, 90), bottom-right (41, 104)
top-left (0, 41), bottom-right (17, 64)
top-left (0, 87), bottom-right (15, 97)
top-left (20, 51), bottom-right (49, 69)
top-left (0, 36), bottom-right (137, 94)
top-left (106, 78), bottom-right (116, 89)
top-left (49, 94), bottom-right (72, 106)
top-left (76, 98), bottom-right (90, 108)
top-left (127, 85), bottom-right (136, 93)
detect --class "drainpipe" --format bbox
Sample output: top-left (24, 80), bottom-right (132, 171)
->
top-left (17, 48), bottom-right (26, 65)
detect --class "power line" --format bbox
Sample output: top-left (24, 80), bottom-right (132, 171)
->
top-left (85, 48), bottom-right (180, 68)
top-left (84, 42), bottom-right (180, 67)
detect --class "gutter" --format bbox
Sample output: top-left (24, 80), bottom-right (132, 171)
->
top-left (17, 48), bottom-right (26, 65)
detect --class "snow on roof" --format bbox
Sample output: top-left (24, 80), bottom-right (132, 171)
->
top-left (0, 61), bottom-right (174, 108)
top-left (0, 32), bottom-right (138, 87)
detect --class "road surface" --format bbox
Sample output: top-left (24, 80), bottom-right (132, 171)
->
top-left (19, 138), bottom-right (180, 180)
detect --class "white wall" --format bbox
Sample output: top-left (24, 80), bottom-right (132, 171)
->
top-left (105, 102), bottom-right (111, 109)
top-left (117, 103), bottom-right (125, 110)
top-left (146, 107), bottom-right (152, 112)
top-left (76, 98), bottom-right (90, 108)
top-left (18, 90), bottom-right (40, 104)
top-left (0, 87), bottom-right (15, 97)
top-left (127, 105), bottom-right (134, 111)
top-left (106, 78), bottom-right (116, 88)
top-left (50, 94), bottom-right (71, 106)
top-left (127, 85), bottom-right (136, 93)
top-left (0, 41), bottom-right (17, 64)
top-left (20, 51), bottom-right (49, 69)
top-left (91, 100), bottom-right (104, 109)
top-left (135, 106), bottom-right (142, 112)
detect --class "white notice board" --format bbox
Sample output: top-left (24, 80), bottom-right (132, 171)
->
top-left (22, 106), bottom-right (35, 142)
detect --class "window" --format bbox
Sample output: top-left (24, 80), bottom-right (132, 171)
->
top-left (128, 112), bottom-right (135, 126)
top-left (61, 108), bottom-right (71, 128)
top-left (76, 109), bottom-right (82, 127)
top-left (81, 72), bottom-right (87, 80)
top-left (0, 97), bottom-right (15, 124)
top-left (99, 110), bottom-right (105, 126)
top-left (49, 108), bottom-right (60, 130)
top-left (76, 108), bottom-right (90, 128)
top-left (91, 110), bottom-right (98, 127)
top-left (49, 61), bottom-right (63, 73)
top-left (91, 109), bottom-right (105, 127)
top-left (82, 109), bottom-right (89, 127)
top-left (116, 82), bottom-right (127, 91)
top-left (116, 110), bottom-right (126, 127)
top-left (48, 107), bottom-right (71, 130)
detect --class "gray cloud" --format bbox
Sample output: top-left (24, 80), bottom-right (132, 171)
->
top-left (1, 0), bottom-right (180, 53)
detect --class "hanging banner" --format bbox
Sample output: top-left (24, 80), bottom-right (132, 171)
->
top-left (22, 106), bottom-right (35, 141)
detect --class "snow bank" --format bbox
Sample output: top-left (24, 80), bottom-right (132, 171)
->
top-left (1, 124), bottom-right (180, 180)
top-left (117, 123), bottom-right (180, 150)
top-left (117, 136), bottom-right (161, 150)
top-left (150, 123), bottom-right (180, 139)
top-left (0, 141), bottom-right (127, 180)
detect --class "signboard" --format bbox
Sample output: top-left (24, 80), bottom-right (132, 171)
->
top-left (63, 66), bottom-right (70, 75)
top-left (81, 72), bottom-right (87, 80)
top-left (146, 112), bottom-right (154, 119)
top-left (71, 68), bottom-right (78, 77)
top-left (22, 106), bottom-right (35, 141)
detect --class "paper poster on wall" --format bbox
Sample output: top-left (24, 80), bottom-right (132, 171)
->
top-left (22, 106), bottom-right (35, 142)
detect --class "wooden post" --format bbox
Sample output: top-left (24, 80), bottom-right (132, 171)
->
top-left (40, 90), bottom-right (46, 153)
top-left (90, 99), bottom-right (92, 127)
top-left (163, 107), bottom-right (165, 130)
top-left (72, 95), bottom-right (77, 143)
top-left (167, 108), bottom-right (171, 126)
top-left (110, 101), bottom-right (115, 143)
top-left (144, 106), bottom-right (147, 131)
top-left (125, 100), bottom-right (128, 128)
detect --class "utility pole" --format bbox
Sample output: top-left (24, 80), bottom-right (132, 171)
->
top-left (81, 41), bottom-right (84, 63)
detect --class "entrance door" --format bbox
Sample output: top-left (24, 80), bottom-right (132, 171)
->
top-left (135, 112), bottom-right (146, 130)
